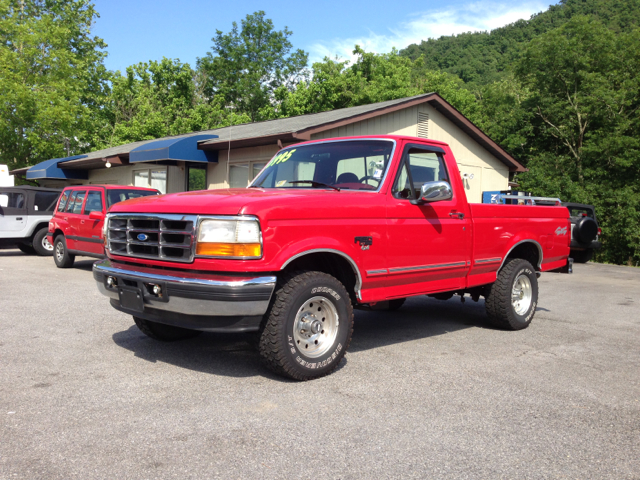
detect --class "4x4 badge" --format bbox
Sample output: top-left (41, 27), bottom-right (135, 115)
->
top-left (555, 226), bottom-right (568, 236)
top-left (355, 236), bottom-right (372, 250)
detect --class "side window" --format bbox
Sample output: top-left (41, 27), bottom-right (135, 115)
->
top-left (83, 191), bottom-right (103, 214)
top-left (65, 191), bottom-right (78, 212)
top-left (34, 192), bottom-right (61, 212)
top-left (71, 191), bottom-right (86, 214)
top-left (57, 191), bottom-right (69, 212)
top-left (1, 192), bottom-right (25, 209)
top-left (392, 148), bottom-right (449, 200)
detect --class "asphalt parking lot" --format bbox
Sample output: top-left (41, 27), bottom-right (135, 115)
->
top-left (1, 251), bottom-right (639, 479)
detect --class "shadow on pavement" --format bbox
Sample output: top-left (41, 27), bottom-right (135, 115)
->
top-left (0, 249), bottom-right (29, 257)
top-left (111, 295), bottom-right (488, 379)
top-left (112, 326), bottom-right (285, 380)
top-left (73, 259), bottom-right (98, 272)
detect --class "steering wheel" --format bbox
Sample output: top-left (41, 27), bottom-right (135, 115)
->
top-left (359, 175), bottom-right (380, 185)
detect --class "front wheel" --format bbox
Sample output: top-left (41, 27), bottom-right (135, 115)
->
top-left (33, 228), bottom-right (54, 256)
top-left (53, 235), bottom-right (75, 268)
top-left (258, 271), bottom-right (354, 381)
top-left (485, 258), bottom-right (538, 330)
top-left (133, 316), bottom-right (202, 341)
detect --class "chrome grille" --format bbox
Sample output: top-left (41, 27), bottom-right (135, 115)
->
top-left (107, 214), bottom-right (197, 263)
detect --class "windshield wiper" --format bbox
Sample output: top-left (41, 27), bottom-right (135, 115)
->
top-left (289, 180), bottom-right (340, 191)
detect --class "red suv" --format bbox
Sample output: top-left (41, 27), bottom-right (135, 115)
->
top-left (48, 185), bottom-right (159, 268)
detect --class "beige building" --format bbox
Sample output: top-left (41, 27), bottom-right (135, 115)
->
top-left (15, 94), bottom-right (524, 203)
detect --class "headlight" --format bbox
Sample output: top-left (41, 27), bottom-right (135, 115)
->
top-left (196, 217), bottom-right (262, 258)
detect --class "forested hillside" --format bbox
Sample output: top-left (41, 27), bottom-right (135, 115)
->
top-left (1, 0), bottom-right (638, 265)
top-left (401, 0), bottom-right (640, 85)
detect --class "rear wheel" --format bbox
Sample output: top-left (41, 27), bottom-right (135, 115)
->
top-left (17, 243), bottom-right (36, 255)
top-left (485, 258), bottom-right (538, 330)
top-left (258, 271), bottom-right (354, 381)
top-left (133, 316), bottom-right (202, 341)
top-left (53, 235), bottom-right (75, 268)
top-left (571, 249), bottom-right (593, 264)
top-left (33, 228), bottom-right (53, 256)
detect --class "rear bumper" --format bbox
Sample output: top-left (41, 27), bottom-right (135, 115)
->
top-left (93, 259), bottom-right (277, 332)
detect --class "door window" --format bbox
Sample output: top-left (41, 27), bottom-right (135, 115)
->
top-left (393, 149), bottom-right (449, 200)
top-left (65, 191), bottom-right (78, 212)
top-left (57, 191), bottom-right (69, 212)
top-left (71, 191), bottom-right (87, 214)
top-left (83, 191), bottom-right (103, 214)
top-left (0, 192), bottom-right (25, 209)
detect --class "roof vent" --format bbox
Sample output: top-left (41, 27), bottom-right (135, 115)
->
top-left (417, 112), bottom-right (429, 138)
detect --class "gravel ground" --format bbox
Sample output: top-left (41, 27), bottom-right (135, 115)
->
top-left (0, 251), bottom-right (639, 479)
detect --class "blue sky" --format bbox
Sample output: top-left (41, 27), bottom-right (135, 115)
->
top-left (92, 0), bottom-right (554, 73)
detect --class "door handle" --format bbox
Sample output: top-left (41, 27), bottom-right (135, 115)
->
top-left (16, 217), bottom-right (23, 220)
top-left (449, 212), bottom-right (465, 219)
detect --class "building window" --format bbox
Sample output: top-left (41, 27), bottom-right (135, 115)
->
top-left (134, 167), bottom-right (167, 194)
top-left (187, 164), bottom-right (207, 191)
top-left (229, 161), bottom-right (267, 188)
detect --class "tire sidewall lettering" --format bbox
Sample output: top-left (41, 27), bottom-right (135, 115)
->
top-left (287, 283), bottom-right (348, 372)
top-left (512, 267), bottom-right (538, 324)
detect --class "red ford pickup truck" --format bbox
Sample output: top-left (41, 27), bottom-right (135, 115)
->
top-left (93, 136), bottom-right (571, 380)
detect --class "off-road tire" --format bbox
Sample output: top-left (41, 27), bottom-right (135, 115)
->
top-left (17, 243), bottom-right (36, 255)
top-left (133, 316), bottom-right (202, 341)
top-left (32, 227), bottom-right (53, 256)
top-left (387, 298), bottom-right (406, 310)
top-left (258, 271), bottom-right (354, 381)
top-left (571, 249), bottom-right (593, 264)
top-left (53, 235), bottom-right (75, 268)
top-left (485, 258), bottom-right (538, 330)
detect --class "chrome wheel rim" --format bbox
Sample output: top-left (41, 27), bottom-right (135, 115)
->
top-left (42, 236), bottom-right (53, 252)
top-left (293, 296), bottom-right (339, 358)
top-left (512, 274), bottom-right (533, 316)
top-left (55, 242), bottom-right (64, 262)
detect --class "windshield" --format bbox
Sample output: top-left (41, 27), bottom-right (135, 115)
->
top-left (107, 189), bottom-right (159, 208)
top-left (251, 140), bottom-right (394, 191)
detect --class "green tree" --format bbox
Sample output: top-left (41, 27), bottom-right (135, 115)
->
top-left (514, 16), bottom-right (640, 264)
top-left (197, 11), bottom-right (308, 122)
top-left (279, 47), bottom-right (479, 121)
top-left (0, 0), bottom-right (108, 169)
top-left (93, 58), bottom-right (250, 148)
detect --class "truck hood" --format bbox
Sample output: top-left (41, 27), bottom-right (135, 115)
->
top-left (107, 188), bottom-right (378, 219)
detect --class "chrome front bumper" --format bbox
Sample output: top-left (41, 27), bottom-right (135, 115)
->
top-left (93, 259), bottom-right (276, 332)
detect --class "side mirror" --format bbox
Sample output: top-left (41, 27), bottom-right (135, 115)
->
top-left (411, 181), bottom-right (453, 204)
top-left (89, 210), bottom-right (105, 220)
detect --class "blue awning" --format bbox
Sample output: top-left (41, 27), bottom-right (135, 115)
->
top-left (26, 155), bottom-right (89, 180)
top-left (129, 134), bottom-right (219, 163)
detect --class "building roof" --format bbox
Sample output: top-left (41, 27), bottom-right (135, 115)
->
top-left (196, 93), bottom-right (524, 172)
top-left (11, 93), bottom-right (525, 174)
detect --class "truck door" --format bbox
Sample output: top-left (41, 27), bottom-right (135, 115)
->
top-left (386, 144), bottom-right (470, 297)
top-left (78, 189), bottom-right (105, 255)
top-left (64, 190), bottom-right (87, 250)
top-left (0, 190), bottom-right (27, 234)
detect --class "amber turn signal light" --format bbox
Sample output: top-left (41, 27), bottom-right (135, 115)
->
top-left (195, 243), bottom-right (261, 258)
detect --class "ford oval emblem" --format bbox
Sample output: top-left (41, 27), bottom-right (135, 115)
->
top-left (137, 233), bottom-right (149, 242)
